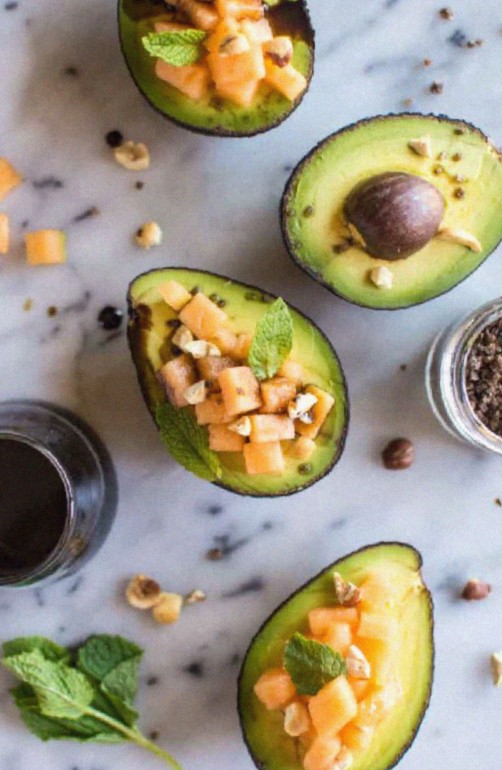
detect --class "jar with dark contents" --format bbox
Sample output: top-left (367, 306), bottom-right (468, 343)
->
top-left (425, 297), bottom-right (502, 453)
top-left (0, 400), bottom-right (117, 588)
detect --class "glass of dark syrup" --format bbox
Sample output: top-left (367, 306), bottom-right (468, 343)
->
top-left (0, 401), bottom-right (117, 588)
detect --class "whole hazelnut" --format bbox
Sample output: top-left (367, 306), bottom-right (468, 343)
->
top-left (461, 578), bottom-right (492, 601)
top-left (382, 438), bottom-right (414, 470)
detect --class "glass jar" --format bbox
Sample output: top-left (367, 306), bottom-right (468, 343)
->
top-left (425, 297), bottom-right (502, 454)
top-left (0, 400), bottom-right (118, 588)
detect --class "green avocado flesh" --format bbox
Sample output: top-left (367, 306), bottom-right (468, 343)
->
top-left (127, 268), bottom-right (348, 497)
top-left (118, 0), bottom-right (314, 137)
top-left (238, 543), bottom-right (433, 770)
top-left (282, 114), bottom-right (502, 309)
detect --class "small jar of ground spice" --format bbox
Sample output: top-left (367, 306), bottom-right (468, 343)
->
top-left (426, 297), bottom-right (502, 453)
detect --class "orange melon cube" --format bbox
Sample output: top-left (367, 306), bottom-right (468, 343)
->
top-left (25, 229), bottom-right (67, 266)
top-left (195, 393), bottom-right (232, 425)
top-left (243, 440), bottom-right (284, 475)
top-left (355, 682), bottom-right (402, 728)
top-left (289, 436), bottom-right (316, 461)
top-left (196, 355), bottom-right (235, 384)
top-left (0, 213), bottom-right (10, 254)
top-left (155, 59), bottom-right (210, 101)
top-left (204, 17), bottom-right (240, 53)
top-left (308, 607), bottom-right (359, 637)
top-left (308, 677), bottom-right (358, 736)
top-left (154, 21), bottom-right (191, 33)
top-left (179, 293), bottom-right (229, 339)
top-left (253, 668), bottom-right (296, 710)
top-left (340, 722), bottom-right (374, 752)
top-left (241, 17), bottom-right (273, 43)
top-left (359, 574), bottom-right (397, 611)
top-left (234, 332), bottom-right (253, 360)
top-left (357, 612), bottom-right (397, 642)
top-left (177, 0), bottom-right (219, 30)
top-left (296, 385), bottom-right (335, 440)
top-left (264, 60), bottom-right (307, 101)
top-left (323, 622), bottom-right (352, 656)
top-left (207, 44), bottom-right (266, 86)
top-left (0, 158), bottom-right (22, 201)
top-left (215, 79), bottom-right (260, 107)
top-left (218, 366), bottom-right (262, 415)
top-left (302, 735), bottom-right (342, 770)
top-left (216, 0), bottom-right (264, 20)
top-left (260, 377), bottom-right (296, 413)
top-left (278, 359), bottom-right (303, 385)
top-left (249, 414), bottom-right (295, 442)
top-left (348, 676), bottom-right (370, 702)
top-left (159, 354), bottom-right (197, 407)
top-left (354, 636), bottom-right (393, 685)
top-left (208, 424), bottom-right (245, 452)
top-left (158, 280), bottom-right (192, 311)
top-left (208, 327), bottom-right (238, 356)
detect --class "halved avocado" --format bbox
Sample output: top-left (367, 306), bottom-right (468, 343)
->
top-left (118, 0), bottom-right (314, 137)
top-left (238, 542), bottom-right (433, 770)
top-left (281, 113), bottom-right (502, 309)
top-left (127, 267), bottom-right (349, 497)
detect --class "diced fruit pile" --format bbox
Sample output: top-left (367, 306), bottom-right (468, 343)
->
top-left (157, 281), bottom-right (334, 477)
top-left (253, 571), bottom-right (404, 770)
top-left (150, 0), bottom-right (307, 107)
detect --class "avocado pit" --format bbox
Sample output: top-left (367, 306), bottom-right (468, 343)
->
top-left (343, 171), bottom-right (445, 260)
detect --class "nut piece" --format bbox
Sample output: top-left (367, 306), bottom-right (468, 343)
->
top-left (228, 416), bottom-right (252, 436)
top-left (126, 574), bottom-right (162, 609)
top-left (461, 578), bottom-right (492, 601)
top-left (184, 340), bottom-right (221, 359)
top-left (437, 227), bottom-right (482, 253)
top-left (184, 380), bottom-right (207, 405)
top-left (346, 645), bottom-right (371, 680)
top-left (333, 747), bottom-right (354, 770)
top-left (114, 140), bottom-right (150, 171)
top-left (382, 438), bottom-right (414, 470)
top-left (184, 588), bottom-right (207, 604)
top-left (263, 36), bottom-right (293, 67)
top-left (288, 392), bottom-right (318, 423)
top-left (333, 571), bottom-right (361, 607)
top-left (283, 701), bottom-right (311, 737)
top-left (152, 592), bottom-right (184, 624)
top-left (408, 135), bottom-right (432, 158)
top-left (369, 265), bottom-right (393, 289)
top-left (491, 652), bottom-right (502, 686)
top-left (135, 221), bottom-right (162, 249)
top-left (219, 33), bottom-right (250, 56)
top-left (172, 324), bottom-right (194, 351)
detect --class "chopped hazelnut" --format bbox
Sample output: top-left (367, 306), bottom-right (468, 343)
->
top-left (184, 340), bottom-right (221, 359)
top-left (152, 592), bottom-right (183, 624)
top-left (219, 33), bottom-right (250, 56)
top-left (263, 36), bottom-right (293, 67)
top-left (408, 135), bottom-right (432, 158)
top-left (288, 392), bottom-right (317, 423)
top-left (369, 265), bottom-right (393, 289)
top-left (333, 571), bottom-right (361, 607)
top-left (491, 652), bottom-right (502, 686)
top-left (382, 438), bottom-right (414, 470)
top-left (346, 645), bottom-right (371, 680)
top-left (172, 324), bottom-right (194, 351)
top-left (228, 416), bottom-right (252, 436)
top-left (184, 380), bottom-right (207, 405)
top-left (439, 7), bottom-right (454, 20)
top-left (184, 588), bottom-right (207, 604)
top-left (437, 227), bottom-right (482, 252)
top-left (429, 81), bottom-right (444, 94)
top-left (135, 221), bottom-right (162, 249)
top-left (114, 141), bottom-right (150, 171)
top-left (461, 578), bottom-right (492, 601)
top-left (283, 702), bottom-right (311, 737)
top-left (126, 574), bottom-right (162, 609)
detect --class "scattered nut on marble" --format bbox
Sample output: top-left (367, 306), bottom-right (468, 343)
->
top-left (114, 140), bottom-right (150, 171)
top-left (382, 438), bottom-right (414, 470)
top-left (126, 574), bottom-right (162, 609)
top-left (152, 592), bottom-right (184, 624)
top-left (461, 578), bottom-right (492, 601)
top-left (135, 221), bottom-right (162, 249)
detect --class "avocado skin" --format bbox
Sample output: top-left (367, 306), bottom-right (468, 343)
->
top-left (281, 112), bottom-right (502, 310)
top-left (117, 0), bottom-right (315, 138)
top-left (238, 541), bottom-right (434, 770)
top-left (127, 267), bottom-right (349, 498)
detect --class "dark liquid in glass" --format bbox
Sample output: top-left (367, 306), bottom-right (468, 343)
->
top-left (0, 439), bottom-right (68, 577)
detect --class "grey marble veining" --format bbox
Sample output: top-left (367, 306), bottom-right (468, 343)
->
top-left (1, 1), bottom-right (502, 769)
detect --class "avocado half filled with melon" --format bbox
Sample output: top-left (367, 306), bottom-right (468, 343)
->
top-left (238, 542), bottom-right (434, 770)
top-left (118, 0), bottom-right (314, 137)
top-left (127, 268), bottom-right (348, 497)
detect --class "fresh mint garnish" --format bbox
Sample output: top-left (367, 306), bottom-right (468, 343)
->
top-left (142, 29), bottom-right (207, 67)
top-left (155, 401), bottom-right (222, 482)
top-left (2, 635), bottom-right (182, 769)
top-left (248, 297), bottom-right (293, 380)
top-left (283, 632), bottom-right (347, 695)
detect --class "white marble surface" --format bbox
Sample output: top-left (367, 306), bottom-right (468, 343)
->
top-left (1, 0), bottom-right (502, 768)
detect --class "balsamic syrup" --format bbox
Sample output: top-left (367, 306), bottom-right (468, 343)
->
top-left (0, 439), bottom-right (68, 577)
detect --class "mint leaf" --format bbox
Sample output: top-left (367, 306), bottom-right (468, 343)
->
top-left (3, 637), bottom-right (70, 663)
top-left (248, 298), bottom-right (293, 380)
top-left (142, 29), bottom-right (206, 67)
top-left (155, 402), bottom-right (222, 482)
top-left (283, 632), bottom-right (347, 696)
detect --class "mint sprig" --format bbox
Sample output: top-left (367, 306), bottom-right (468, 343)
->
top-left (283, 632), bottom-right (347, 695)
top-left (248, 297), bottom-right (293, 380)
top-left (142, 29), bottom-right (207, 67)
top-left (2, 635), bottom-right (182, 769)
top-left (155, 402), bottom-right (222, 482)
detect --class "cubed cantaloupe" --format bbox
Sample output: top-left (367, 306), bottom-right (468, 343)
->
top-left (241, 17), bottom-right (273, 43)
top-left (0, 213), bottom-right (10, 254)
top-left (215, 79), bottom-right (260, 107)
top-left (234, 332), bottom-right (252, 360)
top-left (353, 636), bottom-right (393, 685)
top-left (357, 612), bottom-right (397, 642)
top-left (323, 622), bottom-right (352, 656)
top-left (209, 327), bottom-right (238, 355)
top-left (178, 0), bottom-right (219, 30)
top-left (308, 676), bottom-right (358, 736)
top-left (158, 280), bottom-right (192, 311)
top-left (308, 607), bottom-right (359, 637)
top-left (278, 359), bottom-right (303, 385)
top-left (195, 393), bottom-right (232, 424)
top-left (296, 385), bottom-right (335, 440)
top-left (288, 436), bottom-right (316, 461)
top-left (348, 676), bottom-right (371, 702)
top-left (249, 414), bottom-right (295, 442)
top-left (355, 681), bottom-right (402, 728)
top-left (159, 354), bottom-right (197, 407)
top-left (264, 60), bottom-right (307, 101)
top-left (196, 355), bottom-right (235, 383)
top-left (260, 377), bottom-right (296, 413)
top-left (216, 0), bottom-right (264, 20)
top-left (302, 735), bottom-right (342, 770)
top-left (359, 574), bottom-right (398, 611)
top-left (207, 43), bottom-right (266, 88)
top-left (0, 158), bottom-right (22, 202)
top-left (179, 292), bottom-right (229, 339)
top-left (155, 58), bottom-right (210, 101)
top-left (208, 424), bottom-right (245, 452)
top-left (243, 440), bottom-right (284, 475)
top-left (253, 668), bottom-right (296, 710)
top-left (25, 229), bottom-right (67, 266)
top-left (204, 17), bottom-right (240, 53)
top-left (218, 366), bottom-right (262, 415)
top-left (340, 722), bottom-right (374, 752)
